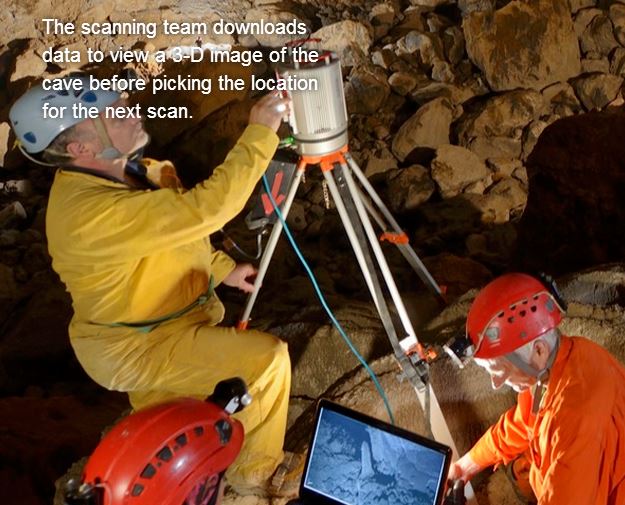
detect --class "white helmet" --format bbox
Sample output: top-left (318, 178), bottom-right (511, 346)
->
top-left (9, 75), bottom-right (120, 153)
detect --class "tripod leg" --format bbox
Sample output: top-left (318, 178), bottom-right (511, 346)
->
top-left (338, 161), bottom-right (475, 502)
top-left (238, 167), bottom-right (306, 329)
top-left (344, 153), bottom-right (444, 301)
top-left (321, 167), bottom-right (394, 322)
top-left (338, 162), bottom-right (419, 345)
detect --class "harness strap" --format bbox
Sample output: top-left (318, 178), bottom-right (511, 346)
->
top-left (96, 275), bottom-right (214, 334)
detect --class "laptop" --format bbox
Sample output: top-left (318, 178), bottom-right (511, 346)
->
top-left (288, 399), bottom-right (452, 505)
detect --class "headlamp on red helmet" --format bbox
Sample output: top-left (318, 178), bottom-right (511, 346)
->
top-left (444, 273), bottom-right (566, 367)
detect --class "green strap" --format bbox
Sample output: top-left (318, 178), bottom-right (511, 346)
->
top-left (100, 275), bottom-right (214, 334)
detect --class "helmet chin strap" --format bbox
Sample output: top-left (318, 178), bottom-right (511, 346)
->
top-left (92, 116), bottom-right (124, 160)
top-left (505, 335), bottom-right (560, 414)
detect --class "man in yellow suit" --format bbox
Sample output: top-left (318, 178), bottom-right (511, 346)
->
top-left (9, 75), bottom-right (292, 496)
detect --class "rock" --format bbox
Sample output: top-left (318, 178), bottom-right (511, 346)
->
top-left (572, 73), bottom-right (624, 110)
top-left (0, 201), bottom-right (27, 229)
top-left (442, 26), bottom-right (465, 66)
top-left (10, 41), bottom-right (47, 82)
top-left (430, 144), bottom-right (491, 198)
top-left (486, 157), bottom-right (524, 181)
top-left (369, 3), bottom-right (396, 40)
top-left (0, 122), bottom-right (12, 167)
top-left (385, 164), bottom-right (435, 213)
top-left (408, 0), bottom-right (451, 6)
top-left (422, 252), bottom-right (493, 299)
top-left (512, 164), bottom-right (528, 186)
top-left (371, 47), bottom-right (398, 69)
top-left (0, 263), bottom-right (17, 300)
top-left (610, 3), bottom-right (625, 45)
top-left (610, 47), bottom-right (625, 76)
top-left (431, 59), bottom-right (455, 83)
top-left (464, 176), bottom-right (494, 195)
top-left (465, 224), bottom-right (518, 265)
top-left (391, 97), bottom-right (454, 161)
top-left (76, 0), bottom-right (115, 26)
top-left (396, 31), bottom-right (445, 71)
top-left (580, 14), bottom-right (619, 56)
top-left (467, 136), bottom-right (523, 160)
top-left (458, 0), bottom-right (495, 16)
top-left (388, 70), bottom-right (421, 95)
top-left (364, 146), bottom-right (398, 177)
top-left (410, 81), bottom-right (483, 105)
top-left (426, 12), bottom-right (454, 32)
top-left (457, 89), bottom-right (545, 144)
top-left (569, 0), bottom-right (598, 14)
top-left (487, 177), bottom-right (528, 219)
top-left (522, 117), bottom-right (557, 160)
top-left (574, 7), bottom-right (604, 38)
top-left (463, 0), bottom-right (581, 91)
top-left (312, 20), bottom-right (373, 67)
top-left (542, 81), bottom-right (584, 116)
top-left (390, 6), bottom-right (429, 37)
top-left (581, 57), bottom-right (611, 74)
top-left (286, 200), bottom-right (307, 232)
top-left (345, 65), bottom-right (390, 114)
top-left (516, 109), bottom-right (625, 274)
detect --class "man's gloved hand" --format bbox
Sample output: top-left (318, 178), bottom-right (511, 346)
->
top-left (444, 480), bottom-right (466, 505)
top-left (223, 263), bottom-right (258, 293)
top-left (448, 453), bottom-right (481, 483)
top-left (249, 92), bottom-right (292, 132)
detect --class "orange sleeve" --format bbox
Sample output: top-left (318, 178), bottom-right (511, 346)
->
top-left (469, 391), bottom-right (532, 469)
top-left (537, 408), bottom-right (606, 505)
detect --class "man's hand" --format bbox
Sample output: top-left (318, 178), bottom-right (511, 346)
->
top-left (223, 263), bottom-right (258, 293)
top-left (448, 453), bottom-right (482, 483)
top-left (249, 92), bottom-right (292, 132)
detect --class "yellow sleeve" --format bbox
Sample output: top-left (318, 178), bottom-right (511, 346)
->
top-left (469, 392), bottom-right (532, 468)
top-left (61, 124), bottom-right (278, 261)
top-left (210, 250), bottom-right (236, 286)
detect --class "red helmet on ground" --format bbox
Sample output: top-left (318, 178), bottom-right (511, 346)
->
top-left (467, 273), bottom-right (565, 360)
top-left (65, 397), bottom-right (244, 505)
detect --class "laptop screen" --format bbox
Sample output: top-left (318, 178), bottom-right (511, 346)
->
top-left (300, 400), bottom-right (451, 505)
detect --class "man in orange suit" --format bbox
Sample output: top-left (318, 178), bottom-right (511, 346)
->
top-left (448, 273), bottom-right (625, 505)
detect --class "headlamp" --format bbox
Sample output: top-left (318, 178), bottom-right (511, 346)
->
top-left (443, 333), bottom-right (475, 369)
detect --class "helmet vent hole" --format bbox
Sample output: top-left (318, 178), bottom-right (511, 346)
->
top-left (497, 311), bottom-right (504, 318)
top-left (508, 316), bottom-right (515, 323)
top-left (533, 294), bottom-right (539, 300)
top-left (131, 484), bottom-right (145, 496)
top-left (194, 426), bottom-right (205, 437)
top-left (175, 434), bottom-right (188, 447)
top-left (530, 306), bottom-right (537, 312)
top-left (510, 304), bottom-right (516, 311)
top-left (140, 463), bottom-right (156, 479)
top-left (156, 446), bottom-right (173, 462)
top-left (519, 310), bottom-right (527, 317)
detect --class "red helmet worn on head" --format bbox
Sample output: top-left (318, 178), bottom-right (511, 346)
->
top-left (467, 273), bottom-right (565, 360)
top-left (66, 397), bottom-right (244, 505)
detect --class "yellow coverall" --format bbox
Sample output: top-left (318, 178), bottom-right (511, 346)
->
top-left (45, 124), bottom-right (291, 489)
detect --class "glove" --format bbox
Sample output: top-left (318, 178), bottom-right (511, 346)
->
top-left (443, 480), bottom-right (466, 505)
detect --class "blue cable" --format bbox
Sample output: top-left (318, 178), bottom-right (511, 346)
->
top-left (261, 174), bottom-right (396, 425)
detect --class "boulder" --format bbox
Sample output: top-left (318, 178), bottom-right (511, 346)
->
top-left (463, 0), bottom-right (581, 91)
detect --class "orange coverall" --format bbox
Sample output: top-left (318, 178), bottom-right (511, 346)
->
top-left (469, 335), bottom-right (625, 504)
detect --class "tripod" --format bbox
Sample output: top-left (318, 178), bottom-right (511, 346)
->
top-left (236, 144), bottom-right (477, 503)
